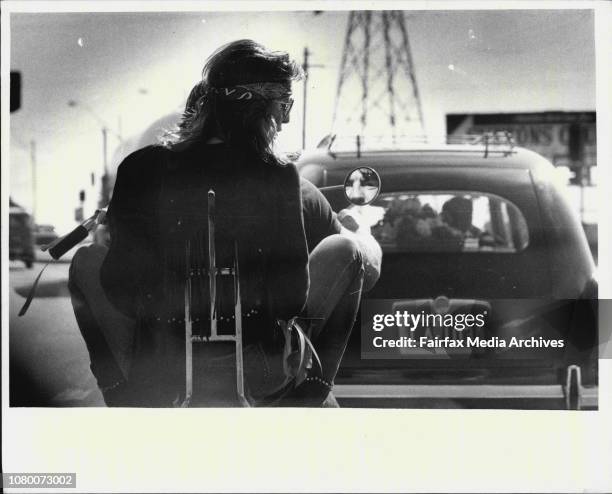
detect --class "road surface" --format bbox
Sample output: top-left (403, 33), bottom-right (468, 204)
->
top-left (9, 258), bottom-right (105, 406)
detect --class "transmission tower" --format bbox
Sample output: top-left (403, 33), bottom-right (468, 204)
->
top-left (332, 11), bottom-right (424, 141)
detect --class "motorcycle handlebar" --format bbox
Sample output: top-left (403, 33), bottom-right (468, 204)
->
top-left (44, 208), bottom-right (107, 260)
top-left (48, 226), bottom-right (90, 260)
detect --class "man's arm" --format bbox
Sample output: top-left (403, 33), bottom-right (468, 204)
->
top-left (301, 177), bottom-right (382, 292)
top-left (336, 209), bottom-right (382, 292)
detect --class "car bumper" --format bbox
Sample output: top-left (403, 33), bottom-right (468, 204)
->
top-left (333, 381), bottom-right (597, 410)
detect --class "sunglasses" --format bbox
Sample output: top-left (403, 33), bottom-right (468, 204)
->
top-left (279, 98), bottom-right (294, 123)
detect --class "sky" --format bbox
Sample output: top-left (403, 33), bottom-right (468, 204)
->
top-left (8, 8), bottom-right (596, 231)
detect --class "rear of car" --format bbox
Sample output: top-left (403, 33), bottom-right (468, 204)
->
top-left (297, 144), bottom-right (598, 409)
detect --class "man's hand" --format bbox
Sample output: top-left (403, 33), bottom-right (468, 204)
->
top-left (337, 207), bottom-right (371, 233)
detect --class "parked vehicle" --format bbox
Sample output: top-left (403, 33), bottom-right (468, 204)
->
top-left (9, 198), bottom-right (35, 268)
top-left (297, 135), bottom-right (598, 409)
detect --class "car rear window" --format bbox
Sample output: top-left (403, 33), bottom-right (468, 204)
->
top-left (353, 191), bottom-right (529, 253)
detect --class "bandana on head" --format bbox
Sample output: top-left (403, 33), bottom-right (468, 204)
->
top-left (211, 82), bottom-right (291, 101)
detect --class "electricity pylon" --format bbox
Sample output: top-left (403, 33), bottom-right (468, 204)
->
top-left (332, 11), bottom-right (424, 141)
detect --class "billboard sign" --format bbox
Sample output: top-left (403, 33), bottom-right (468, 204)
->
top-left (446, 112), bottom-right (596, 168)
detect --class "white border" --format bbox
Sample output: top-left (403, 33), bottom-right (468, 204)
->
top-left (0, 0), bottom-right (605, 13)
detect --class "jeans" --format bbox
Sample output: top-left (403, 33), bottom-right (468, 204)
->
top-left (68, 234), bottom-right (365, 407)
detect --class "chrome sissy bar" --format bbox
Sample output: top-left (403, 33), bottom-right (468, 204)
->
top-left (182, 189), bottom-right (248, 407)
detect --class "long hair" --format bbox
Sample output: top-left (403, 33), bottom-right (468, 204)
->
top-left (164, 40), bottom-right (303, 166)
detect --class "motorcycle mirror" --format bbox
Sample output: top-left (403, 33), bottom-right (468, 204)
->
top-left (343, 166), bottom-right (381, 206)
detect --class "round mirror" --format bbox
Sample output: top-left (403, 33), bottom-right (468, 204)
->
top-left (343, 166), bottom-right (381, 206)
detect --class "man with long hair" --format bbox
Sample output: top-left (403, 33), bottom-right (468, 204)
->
top-left (69, 39), bottom-right (381, 407)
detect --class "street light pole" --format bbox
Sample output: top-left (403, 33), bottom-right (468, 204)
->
top-left (30, 140), bottom-right (37, 221)
top-left (301, 47), bottom-right (324, 150)
top-left (101, 127), bottom-right (110, 208)
top-left (302, 47), bottom-right (309, 150)
top-left (68, 100), bottom-right (121, 209)
top-left (67, 100), bottom-right (123, 142)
